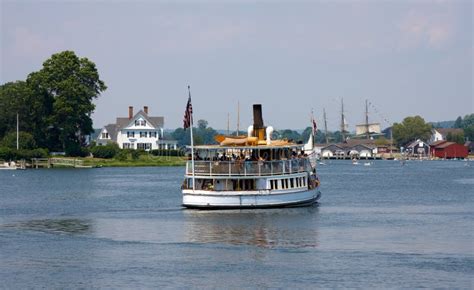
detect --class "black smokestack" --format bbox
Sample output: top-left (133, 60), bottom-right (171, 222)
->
top-left (253, 104), bottom-right (264, 129)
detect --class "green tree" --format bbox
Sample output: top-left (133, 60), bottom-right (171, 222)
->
top-left (392, 116), bottom-right (432, 146)
top-left (1, 131), bottom-right (36, 149)
top-left (26, 51), bottom-right (107, 152)
top-left (446, 132), bottom-right (465, 144)
top-left (453, 116), bottom-right (463, 128)
top-left (0, 81), bottom-right (35, 139)
top-left (197, 119), bottom-right (208, 130)
top-left (278, 129), bottom-right (301, 142)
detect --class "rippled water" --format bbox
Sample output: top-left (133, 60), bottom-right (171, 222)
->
top-left (1, 160), bottom-right (473, 288)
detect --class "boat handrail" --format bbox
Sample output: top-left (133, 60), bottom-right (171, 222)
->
top-left (185, 158), bottom-right (312, 177)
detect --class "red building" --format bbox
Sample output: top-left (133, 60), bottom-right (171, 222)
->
top-left (430, 141), bottom-right (469, 159)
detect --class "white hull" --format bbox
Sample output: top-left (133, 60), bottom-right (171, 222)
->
top-left (182, 187), bottom-right (321, 209)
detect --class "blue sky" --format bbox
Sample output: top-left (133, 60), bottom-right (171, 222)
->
top-left (1, 0), bottom-right (472, 131)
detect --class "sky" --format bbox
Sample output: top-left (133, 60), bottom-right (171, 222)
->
top-left (1, 0), bottom-right (472, 131)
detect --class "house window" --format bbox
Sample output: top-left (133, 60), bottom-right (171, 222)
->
top-left (123, 143), bottom-right (131, 149)
top-left (127, 131), bottom-right (135, 138)
top-left (141, 120), bottom-right (146, 126)
top-left (151, 132), bottom-right (157, 138)
top-left (101, 132), bottom-right (109, 139)
top-left (135, 120), bottom-right (139, 126)
top-left (140, 132), bottom-right (146, 138)
top-left (137, 143), bottom-right (152, 150)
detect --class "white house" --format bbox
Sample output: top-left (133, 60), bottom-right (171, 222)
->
top-left (96, 106), bottom-right (177, 151)
top-left (430, 128), bottom-right (464, 143)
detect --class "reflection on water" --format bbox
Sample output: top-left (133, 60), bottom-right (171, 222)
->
top-left (183, 206), bottom-right (321, 248)
top-left (3, 218), bottom-right (92, 235)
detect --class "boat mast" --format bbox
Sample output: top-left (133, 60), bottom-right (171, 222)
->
top-left (340, 98), bottom-right (346, 142)
top-left (16, 113), bottom-right (19, 150)
top-left (236, 101), bottom-right (240, 136)
top-left (227, 112), bottom-right (230, 135)
top-left (323, 108), bottom-right (328, 144)
top-left (365, 99), bottom-right (370, 140)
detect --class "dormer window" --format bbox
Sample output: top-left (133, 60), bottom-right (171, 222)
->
top-left (134, 119), bottom-right (146, 126)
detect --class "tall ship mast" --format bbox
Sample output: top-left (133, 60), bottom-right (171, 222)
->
top-left (181, 104), bottom-right (321, 209)
top-left (340, 98), bottom-right (349, 142)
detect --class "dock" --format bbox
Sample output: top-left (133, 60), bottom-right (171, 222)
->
top-left (31, 158), bottom-right (92, 169)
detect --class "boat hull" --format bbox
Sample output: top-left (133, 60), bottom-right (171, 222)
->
top-left (182, 187), bottom-right (321, 209)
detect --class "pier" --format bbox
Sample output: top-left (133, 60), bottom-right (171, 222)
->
top-left (31, 158), bottom-right (92, 169)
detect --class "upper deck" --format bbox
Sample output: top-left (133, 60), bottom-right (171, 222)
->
top-left (186, 157), bottom-right (312, 177)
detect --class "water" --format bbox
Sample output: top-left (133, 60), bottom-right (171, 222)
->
top-left (1, 160), bottom-right (473, 288)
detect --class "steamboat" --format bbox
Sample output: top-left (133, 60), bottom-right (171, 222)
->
top-left (182, 104), bottom-right (321, 209)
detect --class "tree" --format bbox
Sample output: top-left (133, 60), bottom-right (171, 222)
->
top-left (392, 116), bottom-right (432, 146)
top-left (374, 137), bottom-right (389, 146)
top-left (453, 116), bottom-right (463, 128)
top-left (197, 119), bottom-right (208, 130)
top-left (446, 132), bottom-right (465, 144)
top-left (26, 51), bottom-right (107, 152)
top-left (278, 129), bottom-right (301, 142)
top-left (1, 131), bottom-right (36, 149)
top-left (0, 81), bottom-right (35, 139)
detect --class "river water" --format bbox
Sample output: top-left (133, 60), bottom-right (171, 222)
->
top-left (1, 160), bottom-right (473, 288)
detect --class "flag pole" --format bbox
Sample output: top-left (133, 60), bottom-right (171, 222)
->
top-left (188, 85), bottom-right (195, 191)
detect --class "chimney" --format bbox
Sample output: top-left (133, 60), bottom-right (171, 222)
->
top-left (128, 106), bottom-right (133, 119)
top-left (144, 106), bottom-right (148, 115)
top-left (253, 104), bottom-right (266, 141)
top-left (253, 104), bottom-right (264, 129)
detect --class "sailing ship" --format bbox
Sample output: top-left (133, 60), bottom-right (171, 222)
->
top-left (181, 103), bottom-right (321, 209)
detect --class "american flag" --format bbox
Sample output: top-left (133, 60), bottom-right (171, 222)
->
top-left (183, 86), bottom-right (193, 129)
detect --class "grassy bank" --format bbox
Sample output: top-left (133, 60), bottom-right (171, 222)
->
top-left (76, 155), bottom-right (186, 167)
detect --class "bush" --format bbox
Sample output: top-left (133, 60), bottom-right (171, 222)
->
top-left (115, 150), bottom-right (129, 161)
top-left (90, 143), bottom-right (119, 159)
top-left (65, 143), bottom-right (89, 157)
top-left (150, 149), bottom-right (184, 157)
top-left (0, 147), bottom-right (48, 160)
top-left (1, 131), bottom-right (36, 149)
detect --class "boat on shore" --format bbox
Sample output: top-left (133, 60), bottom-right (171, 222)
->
top-left (181, 104), bottom-right (321, 209)
top-left (0, 161), bottom-right (25, 170)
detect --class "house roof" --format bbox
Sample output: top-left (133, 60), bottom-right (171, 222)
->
top-left (114, 110), bottom-right (164, 130)
top-left (406, 139), bottom-right (428, 148)
top-left (430, 140), bottom-right (448, 147)
top-left (434, 128), bottom-right (464, 136)
top-left (433, 141), bottom-right (457, 149)
top-left (104, 124), bottom-right (119, 141)
top-left (338, 139), bottom-right (377, 149)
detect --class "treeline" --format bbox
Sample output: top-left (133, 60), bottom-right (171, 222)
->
top-left (171, 114), bottom-right (473, 148)
top-left (0, 51), bottom-right (106, 157)
top-left (169, 120), bottom-right (345, 147)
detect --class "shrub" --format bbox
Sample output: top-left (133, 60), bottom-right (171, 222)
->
top-left (150, 149), bottom-right (184, 157)
top-left (0, 147), bottom-right (48, 160)
top-left (0, 131), bottom-right (36, 149)
top-left (115, 150), bottom-right (129, 161)
top-left (90, 143), bottom-right (119, 159)
top-left (65, 143), bottom-right (89, 157)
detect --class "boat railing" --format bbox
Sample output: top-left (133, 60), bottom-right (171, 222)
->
top-left (186, 158), bottom-right (311, 177)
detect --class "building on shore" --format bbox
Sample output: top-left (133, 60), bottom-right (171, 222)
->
top-left (430, 128), bottom-right (464, 143)
top-left (320, 139), bottom-right (385, 159)
top-left (405, 139), bottom-right (430, 157)
top-left (430, 141), bottom-right (468, 159)
top-left (96, 106), bottom-right (177, 151)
